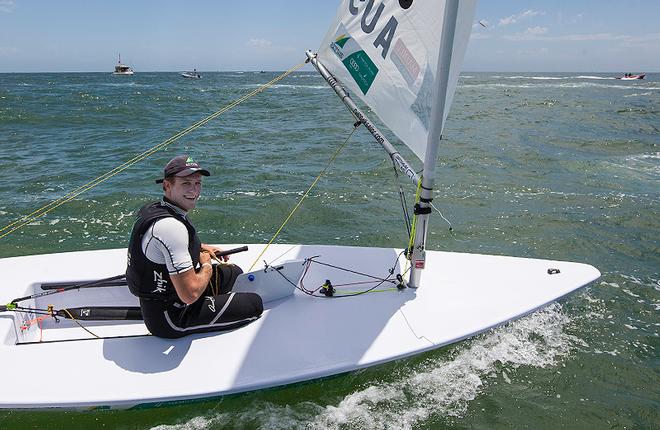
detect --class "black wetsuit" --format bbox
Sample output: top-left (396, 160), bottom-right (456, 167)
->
top-left (126, 199), bottom-right (263, 338)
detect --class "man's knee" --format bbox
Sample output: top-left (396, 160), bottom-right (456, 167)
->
top-left (218, 263), bottom-right (243, 293)
top-left (231, 292), bottom-right (263, 318)
top-left (246, 292), bottom-right (264, 317)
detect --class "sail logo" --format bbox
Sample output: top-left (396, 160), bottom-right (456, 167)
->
top-left (330, 24), bottom-right (379, 95)
top-left (152, 270), bottom-right (167, 294)
top-left (330, 34), bottom-right (350, 59)
top-left (391, 38), bottom-right (420, 87)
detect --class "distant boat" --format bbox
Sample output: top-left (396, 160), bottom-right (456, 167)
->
top-left (616, 73), bottom-right (645, 80)
top-left (181, 69), bottom-right (201, 79)
top-left (112, 54), bottom-right (134, 75)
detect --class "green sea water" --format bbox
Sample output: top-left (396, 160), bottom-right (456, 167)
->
top-left (0, 71), bottom-right (658, 429)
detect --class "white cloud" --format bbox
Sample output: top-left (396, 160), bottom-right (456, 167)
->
top-left (526, 26), bottom-right (548, 36)
top-left (501, 31), bottom-right (660, 44)
top-left (470, 33), bottom-right (490, 40)
top-left (499, 9), bottom-right (544, 27)
top-left (555, 33), bottom-right (627, 41)
top-left (559, 12), bottom-right (584, 26)
top-left (517, 47), bottom-right (549, 57)
top-left (246, 38), bottom-right (272, 49)
top-left (0, 0), bottom-right (14, 13)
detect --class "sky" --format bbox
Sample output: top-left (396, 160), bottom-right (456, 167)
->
top-left (0, 0), bottom-right (658, 73)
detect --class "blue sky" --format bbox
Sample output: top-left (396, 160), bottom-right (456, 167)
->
top-left (1, 0), bottom-right (658, 72)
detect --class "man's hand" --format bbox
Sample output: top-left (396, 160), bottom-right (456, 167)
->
top-left (201, 243), bottom-right (229, 262)
top-left (200, 250), bottom-right (212, 265)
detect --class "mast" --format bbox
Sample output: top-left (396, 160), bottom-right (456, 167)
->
top-left (408, 0), bottom-right (460, 288)
top-left (306, 50), bottom-right (420, 186)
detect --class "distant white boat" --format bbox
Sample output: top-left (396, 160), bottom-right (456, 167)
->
top-left (616, 73), bottom-right (645, 80)
top-left (112, 54), bottom-right (134, 75)
top-left (181, 69), bottom-right (201, 79)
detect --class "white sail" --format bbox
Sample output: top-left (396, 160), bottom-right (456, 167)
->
top-left (317, 0), bottom-right (477, 161)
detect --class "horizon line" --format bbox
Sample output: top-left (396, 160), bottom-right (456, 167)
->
top-left (1, 70), bottom-right (656, 74)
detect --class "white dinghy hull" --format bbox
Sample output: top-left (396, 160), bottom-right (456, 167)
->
top-left (0, 244), bottom-right (599, 410)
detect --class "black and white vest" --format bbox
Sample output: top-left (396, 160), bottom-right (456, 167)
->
top-left (125, 200), bottom-right (201, 301)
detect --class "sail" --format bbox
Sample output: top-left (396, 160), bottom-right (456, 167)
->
top-left (317, 0), bottom-right (477, 161)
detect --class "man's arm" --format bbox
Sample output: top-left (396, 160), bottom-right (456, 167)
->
top-left (170, 251), bottom-right (213, 304)
top-left (143, 218), bottom-right (214, 305)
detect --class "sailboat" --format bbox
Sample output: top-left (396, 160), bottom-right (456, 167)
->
top-left (0, 0), bottom-right (599, 410)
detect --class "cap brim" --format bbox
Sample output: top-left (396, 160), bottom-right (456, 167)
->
top-left (174, 167), bottom-right (210, 177)
top-left (155, 168), bottom-right (210, 184)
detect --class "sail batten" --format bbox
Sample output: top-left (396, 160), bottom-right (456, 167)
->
top-left (317, 0), bottom-right (477, 162)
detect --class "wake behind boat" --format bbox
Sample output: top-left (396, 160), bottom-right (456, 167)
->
top-left (616, 73), bottom-right (645, 80)
top-left (0, 0), bottom-right (600, 410)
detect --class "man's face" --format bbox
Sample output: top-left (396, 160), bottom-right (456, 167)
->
top-left (164, 173), bottom-right (203, 212)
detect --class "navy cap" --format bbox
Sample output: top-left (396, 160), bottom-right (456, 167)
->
top-left (155, 155), bottom-right (210, 183)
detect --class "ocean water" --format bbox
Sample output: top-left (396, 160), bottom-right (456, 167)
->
top-left (0, 71), bottom-right (658, 429)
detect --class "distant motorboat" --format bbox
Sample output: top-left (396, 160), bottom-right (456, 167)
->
top-left (112, 54), bottom-right (134, 75)
top-left (181, 69), bottom-right (201, 79)
top-left (616, 73), bottom-right (645, 80)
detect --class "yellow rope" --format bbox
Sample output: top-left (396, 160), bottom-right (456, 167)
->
top-left (403, 177), bottom-right (423, 274)
top-left (62, 308), bottom-right (101, 339)
top-left (248, 125), bottom-right (360, 272)
top-left (407, 177), bottom-right (422, 255)
top-left (0, 62), bottom-right (307, 240)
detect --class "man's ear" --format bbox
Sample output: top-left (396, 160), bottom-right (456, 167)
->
top-left (162, 177), bottom-right (172, 192)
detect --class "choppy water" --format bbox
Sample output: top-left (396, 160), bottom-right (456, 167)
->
top-left (0, 71), bottom-right (658, 429)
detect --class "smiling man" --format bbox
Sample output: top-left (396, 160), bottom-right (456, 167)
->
top-left (126, 155), bottom-right (263, 338)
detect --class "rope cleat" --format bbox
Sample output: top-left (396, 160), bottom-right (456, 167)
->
top-left (320, 279), bottom-right (335, 297)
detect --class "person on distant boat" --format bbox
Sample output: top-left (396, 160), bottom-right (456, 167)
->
top-left (126, 155), bottom-right (263, 338)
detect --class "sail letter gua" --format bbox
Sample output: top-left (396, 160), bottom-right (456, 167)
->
top-left (318, 0), bottom-right (477, 161)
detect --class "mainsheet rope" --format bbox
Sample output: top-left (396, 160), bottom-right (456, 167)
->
top-left (0, 61), bottom-right (307, 240)
top-left (248, 123), bottom-right (360, 272)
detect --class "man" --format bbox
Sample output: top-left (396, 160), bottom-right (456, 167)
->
top-left (126, 155), bottom-right (263, 338)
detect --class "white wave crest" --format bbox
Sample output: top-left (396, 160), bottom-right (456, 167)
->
top-left (575, 75), bottom-right (616, 80)
top-left (242, 84), bottom-right (328, 90)
top-left (308, 304), bottom-right (578, 429)
top-left (620, 153), bottom-right (660, 176)
top-left (624, 91), bottom-right (654, 98)
top-left (463, 82), bottom-right (659, 90)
